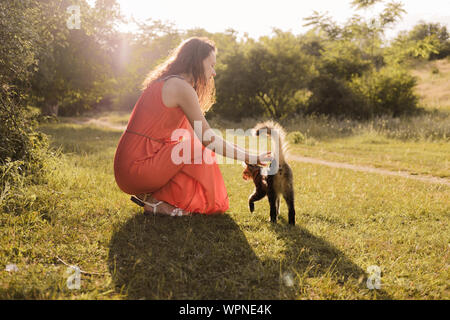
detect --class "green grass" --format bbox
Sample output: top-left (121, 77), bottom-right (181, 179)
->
top-left (283, 113), bottom-right (450, 178)
top-left (209, 113), bottom-right (450, 178)
top-left (1, 121), bottom-right (449, 299)
top-left (288, 134), bottom-right (450, 178)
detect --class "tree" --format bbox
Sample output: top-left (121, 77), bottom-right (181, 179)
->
top-left (213, 31), bottom-right (314, 121)
top-left (302, 0), bottom-right (419, 118)
top-left (29, 0), bottom-right (122, 116)
top-left (397, 22), bottom-right (450, 60)
top-left (0, 0), bottom-right (41, 93)
top-left (0, 0), bottom-right (50, 197)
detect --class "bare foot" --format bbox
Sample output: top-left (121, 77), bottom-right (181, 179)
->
top-left (137, 194), bottom-right (190, 216)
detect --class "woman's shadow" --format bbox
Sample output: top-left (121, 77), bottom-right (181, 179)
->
top-left (108, 213), bottom-right (391, 299)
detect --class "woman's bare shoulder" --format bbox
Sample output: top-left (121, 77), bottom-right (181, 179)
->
top-left (162, 77), bottom-right (197, 108)
top-left (164, 77), bottom-right (194, 92)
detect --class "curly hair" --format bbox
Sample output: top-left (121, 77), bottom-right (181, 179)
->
top-left (141, 37), bottom-right (217, 114)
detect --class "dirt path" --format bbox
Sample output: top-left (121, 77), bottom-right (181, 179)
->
top-left (72, 118), bottom-right (450, 186)
top-left (70, 118), bottom-right (127, 131)
top-left (287, 155), bottom-right (450, 186)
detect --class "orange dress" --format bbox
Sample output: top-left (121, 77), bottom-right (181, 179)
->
top-left (114, 78), bottom-right (229, 215)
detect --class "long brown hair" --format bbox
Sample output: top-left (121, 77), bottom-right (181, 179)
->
top-left (142, 37), bottom-right (217, 114)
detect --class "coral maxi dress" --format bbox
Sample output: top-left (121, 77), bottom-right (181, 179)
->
top-left (114, 77), bottom-right (229, 215)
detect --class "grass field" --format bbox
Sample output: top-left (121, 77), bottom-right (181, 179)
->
top-left (0, 119), bottom-right (448, 299)
top-left (410, 57), bottom-right (450, 112)
top-left (288, 134), bottom-right (449, 178)
top-left (1, 59), bottom-right (449, 299)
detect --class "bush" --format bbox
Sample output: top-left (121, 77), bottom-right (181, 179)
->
top-left (213, 35), bottom-right (315, 121)
top-left (306, 75), bottom-right (365, 118)
top-left (288, 131), bottom-right (306, 144)
top-left (349, 68), bottom-right (419, 117)
top-left (306, 63), bottom-right (420, 119)
top-left (0, 92), bottom-right (52, 211)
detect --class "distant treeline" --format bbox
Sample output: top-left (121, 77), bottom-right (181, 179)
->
top-left (2, 0), bottom-right (449, 120)
top-left (1, 0), bottom-right (449, 196)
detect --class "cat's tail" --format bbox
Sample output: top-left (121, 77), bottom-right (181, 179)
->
top-left (253, 120), bottom-right (289, 166)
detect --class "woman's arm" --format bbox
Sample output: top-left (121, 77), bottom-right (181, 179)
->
top-left (170, 79), bottom-right (264, 163)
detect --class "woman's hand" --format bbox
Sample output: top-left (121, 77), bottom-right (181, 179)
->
top-left (257, 152), bottom-right (273, 166)
top-left (246, 152), bottom-right (273, 166)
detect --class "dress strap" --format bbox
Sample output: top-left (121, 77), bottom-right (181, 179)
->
top-left (160, 74), bottom-right (185, 82)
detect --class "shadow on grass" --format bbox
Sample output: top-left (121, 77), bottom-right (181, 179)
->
top-left (108, 213), bottom-right (392, 299)
top-left (108, 213), bottom-right (262, 299)
top-left (272, 216), bottom-right (391, 299)
top-left (38, 124), bottom-right (122, 155)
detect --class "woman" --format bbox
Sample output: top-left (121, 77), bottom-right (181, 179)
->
top-left (114, 37), bottom-right (272, 217)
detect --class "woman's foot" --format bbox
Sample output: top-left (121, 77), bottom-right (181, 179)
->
top-left (136, 194), bottom-right (191, 216)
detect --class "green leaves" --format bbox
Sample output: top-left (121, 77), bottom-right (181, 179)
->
top-left (350, 0), bottom-right (383, 10)
top-left (387, 22), bottom-right (450, 63)
top-left (0, 0), bottom-right (41, 85)
top-left (303, 11), bottom-right (342, 40)
top-left (214, 32), bottom-right (315, 121)
top-left (21, 0), bottom-right (123, 116)
top-left (378, 1), bottom-right (406, 27)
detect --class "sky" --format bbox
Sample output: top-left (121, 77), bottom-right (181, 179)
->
top-left (100, 0), bottom-right (450, 40)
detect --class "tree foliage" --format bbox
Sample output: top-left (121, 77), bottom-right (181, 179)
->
top-left (27, 0), bottom-right (122, 116)
top-left (0, 0), bottom-right (50, 201)
top-left (388, 22), bottom-right (450, 62)
top-left (0, 0), bottom-right (42, 91)
top-left (1, 0), bottom-right (123, 205)
top-left (213, 31), bottom-right (314, 121)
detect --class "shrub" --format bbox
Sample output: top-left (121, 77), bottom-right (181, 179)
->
top-left (349, 68), bottom-right (419, 117)
top-left (288, 131), bottom-right (306, 144)
top-left (306, 75), bottom-right (365, 118)
top-left (0, 92), bottom-right (51, 211)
